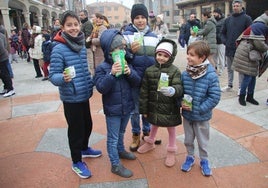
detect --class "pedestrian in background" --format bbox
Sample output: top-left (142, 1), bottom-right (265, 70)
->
top-left (213, 8), bottom-right (226, 76)
top-left (49, 10), bottom-right (102, 179)
top-left (41, 33), bottom-right (51, 81)
top-left (178, 18), bottom-right (187, 49)
top-left (153, 14), bottom-right (169, 39)
top-left (197, 11), bottom-right (217, 68)
top-left (221, 0), bottom-right (252, 93)
top-left (0, 25), bottom-right (15, 97)
top-left (28, 25), bottom-right (43, 78)
top-left (232, 11), bottom-right (268, 106)
top-left (185, 13), bottom-right (201, 45)
top-left (180, 41), bottom-right (221, 176)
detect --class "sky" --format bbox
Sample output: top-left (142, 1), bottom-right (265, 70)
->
top-left (85, 0), bottom-right (134, 9)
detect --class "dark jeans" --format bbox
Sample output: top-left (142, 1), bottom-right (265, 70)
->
top-left (33, 58), bottom-right (42, 77)
top-left (63, 100), bottom-right (93, 163)
top-left (0, 59), bottom-right (13, 91)
top-left (240, 74), bottom-right (256, 95)
top-left (178, 34), bottom-right (186, 48)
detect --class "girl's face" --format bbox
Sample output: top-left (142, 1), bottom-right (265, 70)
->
top-left (133, 15), bottom-right (147, 30)
top-left (156, 52), bottom-right (170, 65)
top-left (61, 16), bottom-right (80, 37)
top-left (187, 48), bottom-right (206, 66)
top-left (96, 17), bottom-right (104, 26)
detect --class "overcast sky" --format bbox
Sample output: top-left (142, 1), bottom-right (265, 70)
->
top-left (86, 0), bottom-right (134, 9)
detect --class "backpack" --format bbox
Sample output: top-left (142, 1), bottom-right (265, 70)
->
top-left (42, 40), bottom-right (52, 62)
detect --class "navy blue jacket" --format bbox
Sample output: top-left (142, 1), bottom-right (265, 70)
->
top-left (94, 29), bottom-right (141, 116)
top-left (221, 11), bottom-right (252, 57)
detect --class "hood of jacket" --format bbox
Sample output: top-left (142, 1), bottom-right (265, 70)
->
top-left (154, 38), bottom-right (177, 68)
top-left (34, 26), bottom-right (42, 34)
top-left (53, 31), bottom-right (66, 44)
top-left (254, 12), bottom-right (268, 26)
top-left (100, 29), bottom-right (122, 63)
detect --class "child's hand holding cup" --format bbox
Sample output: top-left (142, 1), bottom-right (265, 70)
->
top-left (182, 94), bottom-right (193, 111)
top-left (64, 66), bottom-right (76, 82)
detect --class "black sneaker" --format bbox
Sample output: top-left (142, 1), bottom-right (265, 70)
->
top-left (111, 163), bottom-right (133, 178)
top-left (119, 151), bottom-right (136, 160)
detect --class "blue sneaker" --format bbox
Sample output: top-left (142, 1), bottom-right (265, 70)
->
top-left (181, 155), bottom-right (195, 172)
top-left (72, 161), bottom-right (91, 178)
top-left (82, 147), bottom-right (102, 158)
top-left (200, 159), bottom-right (212, 176)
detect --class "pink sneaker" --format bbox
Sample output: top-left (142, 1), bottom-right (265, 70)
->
top-left (137, 136), bottom-right (155, 153)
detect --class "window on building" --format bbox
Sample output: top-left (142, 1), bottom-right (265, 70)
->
top-left (107, 7), bottom-right (111, 11)
top-left (114, 7), bottom-right (118, 11)
top-left (166, 11), bottom-right (170, 16)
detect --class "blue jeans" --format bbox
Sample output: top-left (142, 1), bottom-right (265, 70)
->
top-left (240, 74), bottom-right (256, 95)
top-left (106, 115), bottom-right (130, 166)
top-left (130, 87), bottom-right (151, 134)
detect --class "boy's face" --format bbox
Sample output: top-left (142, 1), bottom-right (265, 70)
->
top-left (133, 15), bottom-right (147, 30)
top-left (61, 16), bottom-right (80, 37)
top-left (187, 48), bottom-right (206, 66)
top-left (156, 52), bottom-right (170, 65)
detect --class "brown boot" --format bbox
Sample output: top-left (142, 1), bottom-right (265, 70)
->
top-left (129, 133), bottom-right (140, 152)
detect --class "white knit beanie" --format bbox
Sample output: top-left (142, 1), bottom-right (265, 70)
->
top-left (157, 14), bottom-right (164, 21)
top-left (156, 42), bottom-right (173, 57)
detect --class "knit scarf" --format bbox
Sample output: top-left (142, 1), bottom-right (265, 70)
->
top-left (61, 31), bottom-right (85, 52)
top-left (186, 60), bottom-right (209, 79)
top-left (133, 24), bottom-right (150, 35)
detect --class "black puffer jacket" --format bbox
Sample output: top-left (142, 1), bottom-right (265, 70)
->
top-left (139, 38), bottom-right (183, 127)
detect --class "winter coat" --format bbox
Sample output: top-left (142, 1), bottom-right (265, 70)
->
top-left (0, 32), bottom-right (8, 63)
top-left (221, 11), bottom-right (252, 57)
top-left (153, 21), bottom-right (169, 39)
top-left (232, 23), bottom-right (268, 76)
top-left (91, 24), bottom-right (107, 67)
top-left (123, 24), bottom-right (159, 86)
top-left (185, 19), bottom-right (201, 44)
top-left (181, 63), bottom-right (221, 121)
top-left (49, 31), bottom-right (93, 103)
top-left (94, 29), bottom-right (141, 116)
top-left (29, 26), bottom-right (43, 60)
top-left (197, 17), bottom-right (217, 54)
top-left (139, 38), bottom-right (183, 127)
top-left (215, 16), bottom-right (225, 44)
top-left (21, 28), bottom-right (31, 48)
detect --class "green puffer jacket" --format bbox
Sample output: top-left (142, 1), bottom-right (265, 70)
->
top-left (139, 38), bottom-right (183, 127)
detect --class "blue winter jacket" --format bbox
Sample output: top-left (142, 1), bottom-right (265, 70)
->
top-left (181, 63), bottom-right (221, 121)
top-left (123, 24), bottom-right (159, 86)
top-left (94, 29), bottom-right (141, 116)
top-left (49, 32), bottom-right (93, 103)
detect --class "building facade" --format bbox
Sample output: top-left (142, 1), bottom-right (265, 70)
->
top-left (134, 0), bottom-right (268, 29)
top-left (86, 2), bottom-right (131, 27)
top-left (0, 0), bottom-right (71, 35)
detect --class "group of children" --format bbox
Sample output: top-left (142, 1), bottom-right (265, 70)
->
top-left (48, 4), bottom-right (221, 180)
